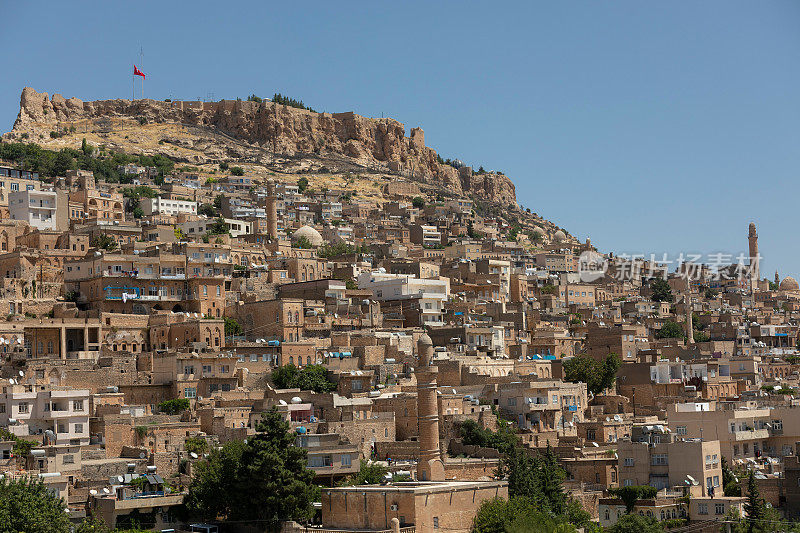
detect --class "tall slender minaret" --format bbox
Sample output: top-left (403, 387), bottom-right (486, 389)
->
top-left (266, 179), bottom-right (278, 241)
top-left (748, 222), bottom-right (759, 292)
top-left (415, 334), bottom-right (444, 482)
top-left (684, 282), bottom-right (694, 345)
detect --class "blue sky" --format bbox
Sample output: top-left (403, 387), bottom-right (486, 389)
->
top-left (2, 1), bottom-right (799, 278)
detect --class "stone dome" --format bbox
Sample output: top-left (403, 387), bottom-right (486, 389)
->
top-left (553, 230), bottom-right (566, 242)
top-left (780, 276), bottom-right (799, 291)
top-left (292, 225), bottom-right (324, 247)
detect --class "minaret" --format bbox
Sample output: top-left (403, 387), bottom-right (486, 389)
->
top-left (685, 289), bottom-right (694, 345)
top-left (266, 179), bottom-right (278, 241)
top-left (415, 334), bottom-right (444, 482)
top-left (748, 222), bottom-right (759, 292)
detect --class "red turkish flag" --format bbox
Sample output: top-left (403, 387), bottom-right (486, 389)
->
top-left (133, 65), bottom-right (145, 79)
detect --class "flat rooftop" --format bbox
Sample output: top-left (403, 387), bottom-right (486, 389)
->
top-left (326, 480), bottom-right (506, 494)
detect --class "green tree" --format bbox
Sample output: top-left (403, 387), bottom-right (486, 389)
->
top-left (609, 485), bottom-right (658, 514)
top-left (650, 279), bottom-right (674, 303)
top-left (224, 317), bottom-right (242, 337)
top-left (232, 409), bottom-right (316, 528)
top-left (185, 439), bottom-right (247, 521)
top-left (295, 236), bottom-right (313, 249)
top-left (499, 445), bottom-right (566, 515)
top-left (744, 471), bottom-right (765, 533)
top-left (0, 477), bottom-right (72, 533)
top-left (340, 460), bottom-right (388, 486)
top-left (609, 513), bottom-right (663, 533)
top-left (185, 436), bottom-right (209, 455)
top-left (81, 137), bottom-right (93, 156)
top-left (412, 196), bottom-right (425, 209)
top-left (207, 217), bottom-right (229, 236)
top-left (472, 497), bottom-right (579, 533)
top-left (655, 321), bottom-right (685, 340)
top-left (91, 234), bottom-right (118, 251)
top-left (460, 419), bottom-right (519, 455)
top-left (198, 203), bottom-right (216, 217)
top-left (722, 456), bottom-right (741, 496)
top-left (230, 166), bottom-right (245, 176)
top-left (271, 364), bottom-right (336, 393)
top-left (186, 410), bottom-right (316, 529)
top-left (297, 177), bottom-right (309, 193)
top-left (562, 353), bottom-right (621, 396)
top-left (158, 398), bottom-right (190, 415)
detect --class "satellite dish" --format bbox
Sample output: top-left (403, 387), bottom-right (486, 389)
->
top-left (18, 371), bottom-right (23, 377)
top-left (89, 489), bottom-right (97, 495)
top-left (190, 452), bottom-right (198, 459)
top-left (7, 379), bottom-right (13, 384)
top-left (117, 476), bottom-right (124, 483)
top-left (279, 400), bottom-right (287, 406)
top-left (139, 452), bottom-right (145, 459)
top-left (103, 488), bottom-right (110, 494)
top-left (592, 442), bottom-right (599, 447)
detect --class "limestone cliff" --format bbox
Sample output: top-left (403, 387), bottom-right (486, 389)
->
top-left (9, 88), bottom-right (517, 205)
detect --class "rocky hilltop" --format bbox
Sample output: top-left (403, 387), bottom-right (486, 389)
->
top-left (9, 88), bottom-right (517, 205)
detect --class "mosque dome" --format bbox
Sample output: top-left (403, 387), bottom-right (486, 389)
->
top-left (779, 276), bottom-right (799, 291)
top-left (553, 230), bottom-right (566, 242)
top-left (292, 225), bottom-right (324, 247)
top-left (532, 226), bottom-right (545, 237)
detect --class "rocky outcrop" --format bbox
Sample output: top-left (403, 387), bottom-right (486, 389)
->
top-left (9, 88), bottom-right (517, 205)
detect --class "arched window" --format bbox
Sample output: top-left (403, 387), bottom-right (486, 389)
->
top-left (289, 356), bottom-right (294, 365)
top-left (295, 311), bottom-right (299, 323)
top-left (47, 341), bottom-right (53, 354)
top-left (287, 311), bottom-right (292, 323)
top-left (604, 510), bottom-right (610, 521)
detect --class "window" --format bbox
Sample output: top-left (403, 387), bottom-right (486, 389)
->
top-left (676, 426), bottom-right (687, 435)
top-left (652, 454), bottom-right (668, 466)
top-left (63, 454), bottom-right (74, 464)
top-left (715, 504), bottom-right (725, 515)
top-left (433, 517), bottom-right (439, 529)
top-left (698, 503), bottom-right (708, 515)
top-left (18, 402), bottom-right (29, 414)
top-left (341, 454), bottom-right (352, 466)
top-left (624, 479), bottom-right (633, 487)
top-left (73, 400), bottom-right (84, 411)
top-left (184, 387), bottom-right (197, 399)
top-left (624, 458), bottom-right (634, 467)
top-left (74, 423), bottom-right (84, 433)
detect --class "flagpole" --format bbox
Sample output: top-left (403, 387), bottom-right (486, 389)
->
top-left (140, 47), bottom-right (144, 100)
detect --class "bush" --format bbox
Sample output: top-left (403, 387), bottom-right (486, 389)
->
top-left (158, 398), bottom-right (190, 415)
top-left (185, 436), bottom-right (209, 455)
top-left (272, 93), bottom-right (316, 112)
top-left (230, 166), bottom-right (244, 176)
top-left (271, 364), bottom-right (336, 393)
